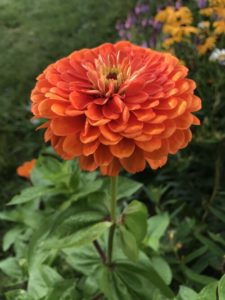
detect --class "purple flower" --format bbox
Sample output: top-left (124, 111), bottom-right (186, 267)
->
top-left (115, 21), bottom-right (124, 31)
top-left (141, 18), bottom-right (148, 27)
top-left (141, 41), bottom-right (148, 48)
top-left (149, 18), bottom-right (162, 31)
top-left (175, 0), bottom-right (182, 9)
top-left (118, 29), bottom-right (127, 39)
top-left (197, 0), bottom-right (207, 8)
top-left (135, 3), bottom-right (149, 15)
top-left (149, 36), bottom-right (157, 48)
top-left (125, 13), bottom-right (136, 29)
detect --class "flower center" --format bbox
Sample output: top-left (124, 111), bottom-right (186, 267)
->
top-left (106, 72), bottom-right (118, 80)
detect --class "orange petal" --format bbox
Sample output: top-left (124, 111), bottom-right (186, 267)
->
top-left (38, 99), bottom-right (57, 118)
top-left (100, 158), bottom-right (121, 176)
top-left (65, 106), bottom-right (85, 116)
top-left (192, 115), bottom-right (200, 125)
top-left (108, 118), bottom-right (128, 133)
top-left (63, 134), bottom-right (83, 157)
top-left (144, 140), bottom-right (169, 160)
top-left (150, 114), bottom-right (168, 124)
top-left (70, 91), bottom-right (91, 110)
top-left (85, 103), bottom-right (104, 121)
top-left (79, 155), bottom-right (97, 172)
top-left (156, 97), bottom-right (178, 110)
top-left (166, 101), bottom-right (187, 119)
top-left (51, 102), bottom-right (67, 116)
top-left (143, 123), bottom-right (165, 135)
top-left (110, 139), bottom-right (135, 158)
top-left (102, 103), bottom-right (120, 120)
top-left (51, 116), bottom-right (84, 136)
top-left (133, 108), bottom-right (156, 122)
top-left (189, 95), bottom-right (202, 112)
top-left (160, 120), bottom-right (176, 138)
top-left (80, 125), bottom-right (100, 143)
top-left (175, 112), bottom-right (193, 129)
top-left (146, 156), bottom-right (167, 170)
top-left (123, 114), bottom-right (143, 134)
top-left (44, 127), bottom-right (52, 142)
top-left (125, 92), bottom-right (149, 104)
top-left (94, 145), bottom-right (113, 166)
top-left (136, 137), bottom-right (161, 152)
top-left (83, 140), bottom-right (100, 156)
top-left (120, 147), bottom-right (146, 173)
top-left (168, 130), bottom-right (185, 154)
top-left (100, 125), bottom-right (122, 143)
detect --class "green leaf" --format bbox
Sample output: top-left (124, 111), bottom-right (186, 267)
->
top-left (68, 179), bottom-right (103, 202)
top-left (197, 281), bottom-right (218, 300)
top-left (99, 266), bottom-right (132, 300)
top-left (8, 186), bottom-right (55, 205)
top-left (152, 289), bottom-right (171, 300)
top-left (116, 260), bottom-right (174, 299)
top-left (0, 207), bottom-right (43, 228)
top-left (181, 266), bottom-right (216, 286)
top-left (145, 213), bottom-right (170, 251)
top-left (4, 290), bottom-right (33, 300)
top-left (183, 246), bottom-right (208, 264)
top-left (27, 217), bottom-right (55, 269)
top-left (30, 156), bottom-right (65, 186)
top-left (218, 274), bottom-right (225, 300)
top-left (45, 280), bottom-right (80, 300)
top-left (146, 185), bottom-right (169, 204)
top-left (208, 232), bottom-right (225, 247)
top-left (177, 286), bottom-right (198, 300)
top-left (151, 256), bottom-right (172, 285)
top-left (194, 232), bottom-right (224, 257)
top-left (209, 207), bottom-right (225, 225)
top-left (63, 244), bottom-right (101, 275)
top-left (0, 257), bottom-right (24, 279)
top-left (123, 200), bottom-right (148, 243)
top-left (45, 221), bottom-right (112, 249)
top-left (119, 225), bottom-right (139, 261)
top-left (3, 227), bottom-right (23, 251)
top-left (117, 177), bottom-right (142, 200)
top-left (28, 264), bottom-right (62, 300)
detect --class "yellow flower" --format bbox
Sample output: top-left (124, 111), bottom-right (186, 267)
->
top-left (163, 37), bottom-right (181, 48)
top-left (155, 5), bottom-right (198, 50)
top-left (175, 7), bottom-right (193, 25)
top-left (213, 20), bottom-right (225, 34)
top-left (200, 7), bottom-right (214, 16)
top-left (197, 36), bottom-right (217, 55)
top-left (155, 7), bottom-right (176, 23)
top-left (209, 0), bottom-right (225, 7)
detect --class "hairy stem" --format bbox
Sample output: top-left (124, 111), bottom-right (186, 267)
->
top-left (107, 176), bottom-right (118, 265)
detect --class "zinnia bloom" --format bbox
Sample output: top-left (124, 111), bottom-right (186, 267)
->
top-left (17, 159), bottom-right (36, 178)
top-left (31, 42), bottom-right (201, 176)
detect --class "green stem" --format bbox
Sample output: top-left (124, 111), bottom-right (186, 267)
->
top-left (107, 176), bottom-right (118, 265)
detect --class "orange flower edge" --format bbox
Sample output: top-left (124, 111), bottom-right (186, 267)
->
top-left (17, 159), bottom-right (37, 179)
top-left (31, 42), bottom-right (201, 176)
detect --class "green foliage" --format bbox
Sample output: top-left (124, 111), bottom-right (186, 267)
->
top-left (1, 153), bottom-right (225, 299)
top-left (145, 213), bottom-right (170, 251)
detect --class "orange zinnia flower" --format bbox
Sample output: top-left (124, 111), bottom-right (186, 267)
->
top-left (17, 159), bottom-right (36, 178)
top-left (31, 42), bottom-right (201, 176)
